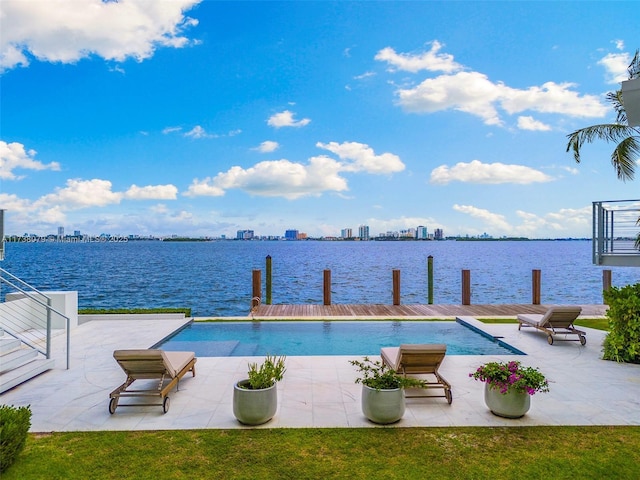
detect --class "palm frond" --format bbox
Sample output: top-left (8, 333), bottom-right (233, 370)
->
top-left (610, 135), bottom-right (640, 181)
top-left (565, 124), bottom-right (639, 163)
top-left (628, 49), bottom-right (640, 80)
top-left (607, 90), bottom-right (627, 124)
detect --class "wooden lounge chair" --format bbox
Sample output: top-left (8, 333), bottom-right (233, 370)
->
top-left (109, 349), bottom-right (197, 414)
top-left (380, 344), bottom-right (452, 404)
top-left (517, 306), bottom-right (586, 346)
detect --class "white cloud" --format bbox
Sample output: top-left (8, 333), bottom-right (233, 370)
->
top-left (397, 73), bottom-right (607, 125)
top-left (499, 81), bottom-right (606, 117)
top-left (396, 71), bottom-right (504, 125)
top-left (125, 184), bottom-right (178, 200)
top-left (0, 141), bottom-right (61, 180)
top-left (184, 125), bottom-right (213, 139)
top-left (517, 116), bottom-right (551, 131)
top-left (184, 178), bottom-right (226, 197)
top-left (0, 192), bottom-right (34, 212)
top-left (187, 157), bottom-right (347, 200)
top-left (544, 206), bottom-right (592, 230)
top-left (267, 110), bottom-right (311, 128)
top-left (316, 141), bottom-right (405, 174)
top-left (2, 186), bottom-right (198, 236)
top-left (174, 126), bottom-right (241, 139)
top-left (0, 0), bottom-right (201, 72)
top-left (186, 141), bottom-right (403, 199)
top-left (35, 179), bottom-right (123, 209)
top-left (452, 204), bottom-right (592, 237)
top-left (354, 71), bottom-right (376, 80)
top-left (150, 204), bottom-right (170, 214)
top-left (598, 51), bottom-right (631, 84)
top-left (452, 204), bottom-right (512, 231)
top-left (430, 160), bottom-right (553, 185)
top-left (253, 141), bottom-right (280, 153)
top-left (30, 178), bottom-right (178, 212)
top-left (381, 42), bottom-right (608, 125)
top-left (375, 41), bottom-right (462, 73)
top-left (564, 166), bottom-right (580, 175)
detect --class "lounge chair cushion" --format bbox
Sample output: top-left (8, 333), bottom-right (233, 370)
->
top-left (517, 306), bottom-right (582, 328)
top-left (113, 349), bottom-right (195, 379)
top-left (517, 314), bottom-right (546, 327)
top-left (381, 344), bottom-right (447, 373)
top-left (163, 351), bottom-right (196, 378)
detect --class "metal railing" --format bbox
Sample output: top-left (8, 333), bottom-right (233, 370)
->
top-left (592, 199), bottom-right (640, 267)
top-left (0, 267), bottom-right (70, 369)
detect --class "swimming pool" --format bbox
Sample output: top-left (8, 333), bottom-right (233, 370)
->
top-left (157, 320), bottom-right (523, 356)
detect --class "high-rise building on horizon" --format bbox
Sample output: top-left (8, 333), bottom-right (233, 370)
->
top-left (285, 229), bottom-right (299, 240)
top-left (416, 226), bottom-right (428, 240)
top-left (358, 225), bottom-right (369, 241)
top-left (236, 229), bottom-right (254, 240)
top-left (434, 228), bottom-right (444, 240)
top-left (341, 228), bottom-right (353, 239)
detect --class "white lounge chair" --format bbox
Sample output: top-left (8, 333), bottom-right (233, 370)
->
top-left (380, 344), bottom-right (452, 404)
top-left (109, 349), bottom-right (196, 414)
top-left (517, 306), bottom-right (586, 345)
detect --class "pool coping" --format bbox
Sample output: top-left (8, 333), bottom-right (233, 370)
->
top-left (456, 316), bottom-right (527, 355)
top-left (157, 317), bottom-right (525, 357)
top-left (3, 315), bottom-right (640, 431)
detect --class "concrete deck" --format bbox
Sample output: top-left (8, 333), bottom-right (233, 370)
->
top-left (2, 315), bottom-right (639, 431)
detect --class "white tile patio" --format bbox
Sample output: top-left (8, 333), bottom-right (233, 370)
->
top-left (2, 316), bottom-right (639, 431)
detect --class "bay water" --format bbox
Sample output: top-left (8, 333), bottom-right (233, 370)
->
top-left (2, 240), bottom-right (638, 317)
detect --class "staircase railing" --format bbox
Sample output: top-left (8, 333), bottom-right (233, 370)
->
top-left (0, 267), bottom-right (70, 369)
top-left (592, 199), bottom-right (640, 267)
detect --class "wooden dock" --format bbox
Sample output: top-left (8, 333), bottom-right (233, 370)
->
top-left (251, 303), bottom-right (608, 318)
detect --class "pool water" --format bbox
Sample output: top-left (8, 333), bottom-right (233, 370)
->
top-left (157, 320), bottom-right (523, 357)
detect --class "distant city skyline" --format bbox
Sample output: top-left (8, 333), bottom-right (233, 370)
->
top-left (8, 223), bottom-right (591, 242)
top-left (1, 1), bottom-right (638, 239)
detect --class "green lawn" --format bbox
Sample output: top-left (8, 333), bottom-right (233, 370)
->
top-left (5, 427), bottom-right (639, 479)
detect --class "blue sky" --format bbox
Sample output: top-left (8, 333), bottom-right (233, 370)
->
top-left (1, 0), bottom-right (639, 239)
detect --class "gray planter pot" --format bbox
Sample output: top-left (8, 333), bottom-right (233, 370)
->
top-left (361, 385), bottom-right (405, 424)
top-left (484, 383), bottom-right (531, 418)
top-left (233, 379), bottom-right (278, 425)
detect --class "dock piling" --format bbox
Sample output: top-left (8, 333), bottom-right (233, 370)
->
top-left (462, 269), bottom-right (471, 305)
top-left (323, 269), bottom-right (332, 305)
top-left (532, 269), bottom-right (541, 305)
top-left (252, 269), bottom-right (261, 309)
top-left (266, 255), bottom-right (272, 305)
top-left (427, 255), bottom-right (434, 304)
top-left (392, 269), bottom-right (401, 305)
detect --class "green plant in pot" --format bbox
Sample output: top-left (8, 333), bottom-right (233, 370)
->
top-left (233, 355), bottom-right (286, 425)
top-left (350, 356), bottom-right (426, 424)
top-left (469, 360), bottom-right (549, 418)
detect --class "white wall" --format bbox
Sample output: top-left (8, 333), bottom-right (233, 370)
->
top-left (3, 291), bottom-right (78, 330)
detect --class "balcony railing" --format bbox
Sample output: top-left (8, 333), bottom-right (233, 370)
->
top-left (592, 199), bottom-right (640, 266)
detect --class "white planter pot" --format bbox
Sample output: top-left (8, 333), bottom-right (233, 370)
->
top-left (484, 383), bottom-right (531, 418)
top-left (361, 385), bottom-right (405, 424)
top-left (233, 380), bottom-right (278, 425)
